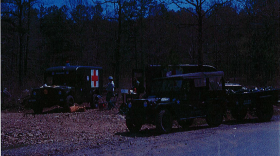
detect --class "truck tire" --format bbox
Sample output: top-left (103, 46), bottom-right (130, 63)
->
top-left (231, 107), bottom-right (247, 121)
top-left (179, 119), bottom-right (194, 129)
top-left (256, 103), bottom-right (273, 122)
top-left (64, 95), bottom-right (74, 112)
top-left (206, 105), bottom-right (223, 127)
top-left (156, 109), bottom-right (173, 133)
top-left (126, 118), bottom-right (142, 133)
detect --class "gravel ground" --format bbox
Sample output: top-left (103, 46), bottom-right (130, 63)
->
top-left (2, 108), bottom-right (123, 147)
top-left (1, 105), bottom-right (158, 154)
top-left (2, 104), bottom-right (280, 155)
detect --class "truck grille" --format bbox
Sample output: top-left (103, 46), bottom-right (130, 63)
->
top-left (40, 88), bottom-right (60, 101)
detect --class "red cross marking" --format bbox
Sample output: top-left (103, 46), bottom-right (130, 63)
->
top-left (91, 70), bottom-right (99, 87)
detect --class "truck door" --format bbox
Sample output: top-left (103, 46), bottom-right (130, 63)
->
top-left (193, 78), bottom-right (208, 110)
top-left (75, 73), bottom-right (84, 103)
top-left (176, 79), bottom-right (195, 118)
top-left (132, 69), bottom-right (145, 94)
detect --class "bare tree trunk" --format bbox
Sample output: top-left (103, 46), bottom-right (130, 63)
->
top-left (24, 0), bottom-right (31, 76)
top-left (197, 10), bottom-right (203, 71)
top-left (115, 0), bottom-right (122, 88)
top-left (19, 0), bottom-right (23, 87)
top-left (140, 0), bottom-right (145, 79)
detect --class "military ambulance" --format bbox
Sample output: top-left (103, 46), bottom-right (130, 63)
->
top-left (28, 62), bottom-right (103, 113)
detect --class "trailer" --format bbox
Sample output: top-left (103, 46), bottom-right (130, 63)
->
top-left (225, 84), bottom-right (279, 121)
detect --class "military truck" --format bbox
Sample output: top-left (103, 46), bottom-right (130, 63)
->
top-left (125, 71), bottom-right (226, 133)
top-left (28, 63), bottom-right (103, 113)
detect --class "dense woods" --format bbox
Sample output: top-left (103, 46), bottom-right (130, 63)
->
top-left (1, 0), bottom-right (280, 106)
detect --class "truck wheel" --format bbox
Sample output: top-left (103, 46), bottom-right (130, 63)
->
top-left (64, 95), bottom-right (74, 112)
top-left (126, 118), bottom-right (142, 133)
top-left (231, 107), bottom-right (247, 121)
top-left (156, 109), bottom-right (173, 133)
top-left (256, 103), bottom-right (273, 122)
top-left (206, 105), bottom-right (223, 127)
top-left (179, 119), bottom-right (194, 129)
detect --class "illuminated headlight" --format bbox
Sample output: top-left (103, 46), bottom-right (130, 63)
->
top-left (143, 101), bottom-right (148, 107)
top-left (128, 102), bottom-right (132, 108)
top-left (33, 91), bottom-right (37, 96)
top-left (58, 91), bottom-right (62, 95)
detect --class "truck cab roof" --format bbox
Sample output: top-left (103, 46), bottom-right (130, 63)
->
top-left (154, 71), bottom-right (224, 80)
top-left (45, 65), bottom-right (102, 72)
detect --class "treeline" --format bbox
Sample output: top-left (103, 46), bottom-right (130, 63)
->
top-left (1, 0), bottom-right (279, 100)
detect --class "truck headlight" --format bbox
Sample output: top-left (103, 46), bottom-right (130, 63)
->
top-left (144, 101), bottom-right (148, 107)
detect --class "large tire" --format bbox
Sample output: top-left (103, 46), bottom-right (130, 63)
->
top-left (231, 106), bottom-right (247, 121)
top-left (256, 103), bottom-right (273, 122)
top-left (178, 119), bottom-right (194, 129)
top-left (126, 118), bottom-right (142, 133)
top-left (64, 95), bottom-right (74, 112)
top-left (156, 109), bottom-right (173, 133)
top-left (206, 104), bottom-right (223, 127)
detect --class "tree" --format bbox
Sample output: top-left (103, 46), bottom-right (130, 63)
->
top-left (171, 0), bottom-right (231, 71)
top-left (92, 2), bottom-right (103, 20)
top-left (237, 0), bottom-right (279, 85)
top-left (40, 5), bottom-right (72, 65)
top-left (2, 0), bottom-right (38, 87)
top-left (122, 0), bottom-right (154, 71)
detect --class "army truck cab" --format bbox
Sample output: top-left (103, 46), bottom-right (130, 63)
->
top-left (28, 63), bottom-right (103, 113)
top-left (126, 71), bottom-right (226, 133)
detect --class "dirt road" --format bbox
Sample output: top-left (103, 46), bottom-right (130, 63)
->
top-left (86, 117), bottom-right (280, 156)
top-left (2, 106), bottom-right (280, 155)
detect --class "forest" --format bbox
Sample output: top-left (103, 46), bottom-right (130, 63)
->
top-left (1, 0), bottom-right (280, 106)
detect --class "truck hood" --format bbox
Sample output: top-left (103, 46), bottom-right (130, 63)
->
top-left (145, 96), bottom-right (172, 103)
top-left (39, 85), bottom-right (73, 90)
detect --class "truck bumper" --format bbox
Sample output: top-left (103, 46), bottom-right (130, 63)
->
top-left (28, 98), bottom-right (65, 108)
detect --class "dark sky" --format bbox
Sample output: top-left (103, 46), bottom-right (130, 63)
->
top-left (37, 0), bottom-right (182, 11)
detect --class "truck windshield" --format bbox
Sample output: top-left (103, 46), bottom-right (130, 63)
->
top-left (151, 79), bottom-right (182, 95)
top-left (44, 71), bottom-right (76, 86)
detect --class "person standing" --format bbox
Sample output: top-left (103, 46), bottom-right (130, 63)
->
top-left (106, 76), bottom-right (115, 110)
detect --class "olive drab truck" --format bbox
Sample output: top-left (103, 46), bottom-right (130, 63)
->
top-left (126, 71), bottom-right (226, 133)
top-left (125, 64), bottom-right (226, 133)
top-left (28, 62), bottom-right (103, 113)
